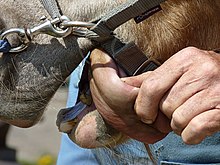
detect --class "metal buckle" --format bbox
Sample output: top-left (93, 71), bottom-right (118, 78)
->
top-left (26, 15), bottom-right (73, 40)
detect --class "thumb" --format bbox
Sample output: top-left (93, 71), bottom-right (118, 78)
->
top-left (90, 49), bottom-right (138, 107)
top-left (121, 72), bottom-right (152, 88)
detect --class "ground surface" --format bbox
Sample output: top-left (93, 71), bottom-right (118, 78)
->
top-left (7, 87), bottom-right (68, 162)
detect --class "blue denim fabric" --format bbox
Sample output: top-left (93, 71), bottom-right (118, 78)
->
top-left (150, 132), bottom-right (220, 164)
top-left (160, 161), bottom-right (220, 165)
top-left (57, 57), bottom-right (220, 165)
top-left (57, 134), bottom-right (98, 165)
top-left (56, 59), bottom-right (99, 165)
top-left (92, 140), bottom-right (153, 165)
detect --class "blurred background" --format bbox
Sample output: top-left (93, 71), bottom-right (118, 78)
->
top-left (1, 86), bottom-right (68, 165)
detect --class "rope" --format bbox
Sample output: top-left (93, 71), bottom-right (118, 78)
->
top-left (0, 40), bottom-right (11, 53)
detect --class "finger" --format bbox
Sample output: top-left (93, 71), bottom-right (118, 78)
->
top-left (160, 60), bottom-right (216, 119)
top-left (121, 72), bottom-right (152, 88)
top-left (171, 89), bottom-right (220, 134)
top-left (152, 111), bottom-right (172, 134)
top-left (181, 110), bottom-right (220, 145)
top-left (90, 77), bottom-right (167, 143)
top-left (134, 47), bottom-right (208, 124)
top-left (90, 49), bottom-right (138, 109)
top-left (134, 61), bottom-right (183, 124)
top-left (89, 78), bottom-right (117, 120)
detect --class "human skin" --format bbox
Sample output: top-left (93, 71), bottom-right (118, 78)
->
top-left (134, 47), bottom-right (220, 144)
top-left (89, 49), bottom-right (171, 144)
top-left (90, 47), bottom-right (220, 145)
top-left (86, 0), bottom-right (220, 146)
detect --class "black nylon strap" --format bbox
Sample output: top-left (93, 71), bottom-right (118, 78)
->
top-left (101, 38), bottom-right (160, 76)
top-left (90, 0), bottom-right (164, 75)
top-left (91, 0), bottom-right (165, 41)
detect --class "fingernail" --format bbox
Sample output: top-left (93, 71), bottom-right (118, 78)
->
top-left (141, 118), bottom-right (153, 124)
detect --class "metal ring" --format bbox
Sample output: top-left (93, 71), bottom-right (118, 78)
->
top-left (0, 28), bottom-right (29, 53)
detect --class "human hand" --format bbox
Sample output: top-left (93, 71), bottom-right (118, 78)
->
top-left (133, 47), bottom-right (220, 144)
top-left (89, 49), bottom-right (171, 144)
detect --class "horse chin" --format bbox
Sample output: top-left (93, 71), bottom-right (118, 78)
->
top-left (68, 109), bottom-right (128, 149)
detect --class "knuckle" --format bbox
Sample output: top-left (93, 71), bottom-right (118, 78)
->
top-left (134, 103), bottom-right (144, 116)
top-left (141, 76), bottom-right (161, 96)
top-left (171, 111), bottom-right (186, 130)
top-left (200, 60), bottom-right (219, 77)
top-left (171, 47), bottom-right (200, 70)
top-left (160, 98), bottom-right (173, 116)
top-left (178, 47), bottom-right (200, 60)
top-left (183, 46), bottom-right (200, 52)
top-left (182, 119), bottom-right (207, 145)
top-left (188, 118), bottom-right (205, 135)
top-left (135, 108), bottom-right (145, 117)
top-left (135, 104), bottom-right (152, 123)
top-left (174, 46), bottom-right (220, 78)
top-left (182, 136), bottom-right (202, 145)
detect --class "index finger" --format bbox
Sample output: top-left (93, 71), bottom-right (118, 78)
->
top-left (134, 47), bottom-right (195, 124)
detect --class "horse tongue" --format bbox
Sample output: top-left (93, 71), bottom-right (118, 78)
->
top-left (56, 101), bottom-right (95, 133)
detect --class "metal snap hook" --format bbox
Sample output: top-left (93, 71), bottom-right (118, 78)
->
top-left (26, 15), bottom-right (73, 40)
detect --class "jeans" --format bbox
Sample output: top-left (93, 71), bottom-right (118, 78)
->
top-left (150, 132), bottom-right (220, 164)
